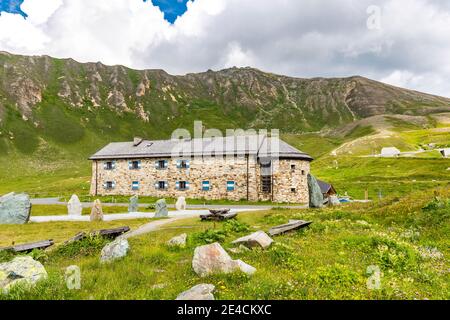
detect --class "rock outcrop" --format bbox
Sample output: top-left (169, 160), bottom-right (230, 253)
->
top-left (175, 197), bottom-right (187, 211)
top-left (167, 233), bottom-right (187, 248)
top-left (0, 256), bottom-right (47, 293)
top-left (0, 192), bottom-right (31, 224)
top-left (176, 284), bottom-right (215, 300)
top-left (308, 174), bottom-right (323, 208)
top-left (128, 195), bottom-right (139, 213)
top-left (155, 199), bottom-right (169, 218)
top-left (100, 239), bottom-right (130, 263)
top-left (231, 231), bottom-right (274, 249)
top-left (67, 194), bottom-right (82, 216)
top-left (90, 199), bottom-right (104, 221)
top-left (192, 243), bottom-right (256, 277)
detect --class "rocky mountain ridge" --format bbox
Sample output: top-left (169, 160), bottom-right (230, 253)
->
top-left (0, 51), bottom-right (449, 155)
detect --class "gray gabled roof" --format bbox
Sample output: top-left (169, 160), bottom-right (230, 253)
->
top-left (317, 179), bottom-right (337, 194)
top-left (89, 135), bottom-right (313, 161)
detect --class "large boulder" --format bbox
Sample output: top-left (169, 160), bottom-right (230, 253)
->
top-left (67, 194), bottom-right (82, 216)
top-left (128, 195), bottom-right (139, 213)
top-left (90, 199), bottom-right (104, 221)
top-left (176, 284), bottom-right (215, 300)
top-left (167, 233), bottom-right (187, 248)
top-left (154, 199), bottom-right (168, 218)
top-left (100, 239), bottom-right (130, 263)
top-left (307, 174), bottom-right (323, 208)
top-left (0, 192), bottom-right (31, 224)
top-left (0, 256), bottom-right (47, 293)
top-left (175, 197), bottom-right (187, 211)
top-left (192, 243), bottom-right (256, 277)
top-left (231, 231), bottom-right (274, 249)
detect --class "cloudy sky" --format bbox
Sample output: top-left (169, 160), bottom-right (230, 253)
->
top-left (0, 0), bottom-right (449, 97)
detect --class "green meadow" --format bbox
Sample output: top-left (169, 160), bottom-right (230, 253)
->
top-left (1, 187), bottom-right (448, 300)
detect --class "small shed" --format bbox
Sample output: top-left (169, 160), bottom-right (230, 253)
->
top-left (440, 148), bottom-right (450, 158)
top-left (380, 147), bottom-right (401, 157)
top-left (317, 180), bottom-right (337, 198)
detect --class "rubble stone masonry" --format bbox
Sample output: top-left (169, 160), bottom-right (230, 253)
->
top-left (90, 156), bottom-right (310, 203)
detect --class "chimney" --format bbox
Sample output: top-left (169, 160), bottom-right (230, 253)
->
top-left (133, 137), bottom-right (144, 146)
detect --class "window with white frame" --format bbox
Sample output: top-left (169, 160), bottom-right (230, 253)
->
top-left (129, 160), bottom-right (141, 170)
top-left (176, 181), bottom-right (190, 191)
top-left (104, 161), bottom-right (115, 170)
top-left (177, 159), bottom-right (190, 169)
top-left (155, 181), bottom-right (168, 190)
top-left (155, 160), bottom-right (168, 170)
top-left (104, 181), bottom-right (115, 190)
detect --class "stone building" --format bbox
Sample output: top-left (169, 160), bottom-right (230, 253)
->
top-left (89, 135), bottom-right (313, 203)
top-left (380, 147), bottom-right (401, 157)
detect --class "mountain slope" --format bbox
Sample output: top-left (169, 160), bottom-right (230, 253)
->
top-left (1, 51), bottom-right (450, 197)
top-left (1, 51), bottom-right (449, 156)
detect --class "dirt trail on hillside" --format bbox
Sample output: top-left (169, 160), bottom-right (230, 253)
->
top-left (120, 216), bottom-right (196, 239)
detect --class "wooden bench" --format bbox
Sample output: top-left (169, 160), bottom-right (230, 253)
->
top-left (268, 220), bottom-right (312, 236)
top-left (0, 239), bottom-right (54, 253)
top-left (65, 226), bottom-right (131, 244)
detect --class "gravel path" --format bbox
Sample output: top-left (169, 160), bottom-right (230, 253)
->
top-left (30, 198), bottom-right (307, 210)
top-left (29, 208), bottom-right (264, 240)
top-left (29, 210), bottom-right (210, 223)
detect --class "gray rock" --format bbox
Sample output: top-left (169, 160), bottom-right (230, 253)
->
top-left (175, 196), bottom-right (187, 211)
top-left (154, 199), bottom-right (168, 218)
top-left (0, 192), bottom-right (31, 225)
top-left (234, 260), bottom-right (257, 275)
top-left (308, 174), bottom-right (323, 208)
top-left (328, 195), bottom-right (341, 207)
top-left (67, 194), bottom-right (82, 216)
top-left (231, 231), bottom-right (274, 249)
top-left (90, 199), bottom-right (104, 221)
top-left (100, 239), bottom-right (130, 263)
top-left (176, 284), bottom-right (215, 300)
top-left (167, 233), bottom-right (187, 247)
top-left (128, 195), bottom-right (139, 213)
top-left (228, 244), bottom-right (251, 254)
top-left (192, 243), bottom-right (256, 277)
top-left (0, 256), bottom-right (47, 293)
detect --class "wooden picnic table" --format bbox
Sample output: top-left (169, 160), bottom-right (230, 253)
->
top-left (200, 209), bottom-right (238, 221)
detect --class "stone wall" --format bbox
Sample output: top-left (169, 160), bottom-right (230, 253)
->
top-left (89, 156), bottom-right (310, 203)
top-left (272, 159), bottom-right (310, 203)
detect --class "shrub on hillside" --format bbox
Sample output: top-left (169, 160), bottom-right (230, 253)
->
top-left (192, 229), bottom-right (228, 244)
top-left (223, 219), bottom-right (250, 233)
top-left (52, 235), bottom-right (110, 259)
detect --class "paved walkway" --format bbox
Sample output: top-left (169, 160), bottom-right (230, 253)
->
top-left (30, 210), bottom-right (202, 223)
top-left (30, 197), bottom-right (308, 210)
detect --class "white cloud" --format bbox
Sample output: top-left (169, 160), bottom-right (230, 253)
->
top-left (221, 42), bottom-right (255, 68)
top-left (21, 0), bottom-right (62, 25)
top-left (0, 0), bottom-right (449, 98)
top-left (0, 13), bottom-right (50, 51)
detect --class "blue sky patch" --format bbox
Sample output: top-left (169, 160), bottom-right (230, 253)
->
top-left (147, 0), bottom-right (191, 24)
top-left (0, 0), bottom-right (28, 19)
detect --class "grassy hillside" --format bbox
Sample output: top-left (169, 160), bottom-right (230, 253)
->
top-left (282, 117), bottom-right (450, 200)
top-left (1, 187), bottom-right (448, 300)
top-left (1, 52), bottom-right (450, 199)
top-left (1, 115), bottom-right (450, 200)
